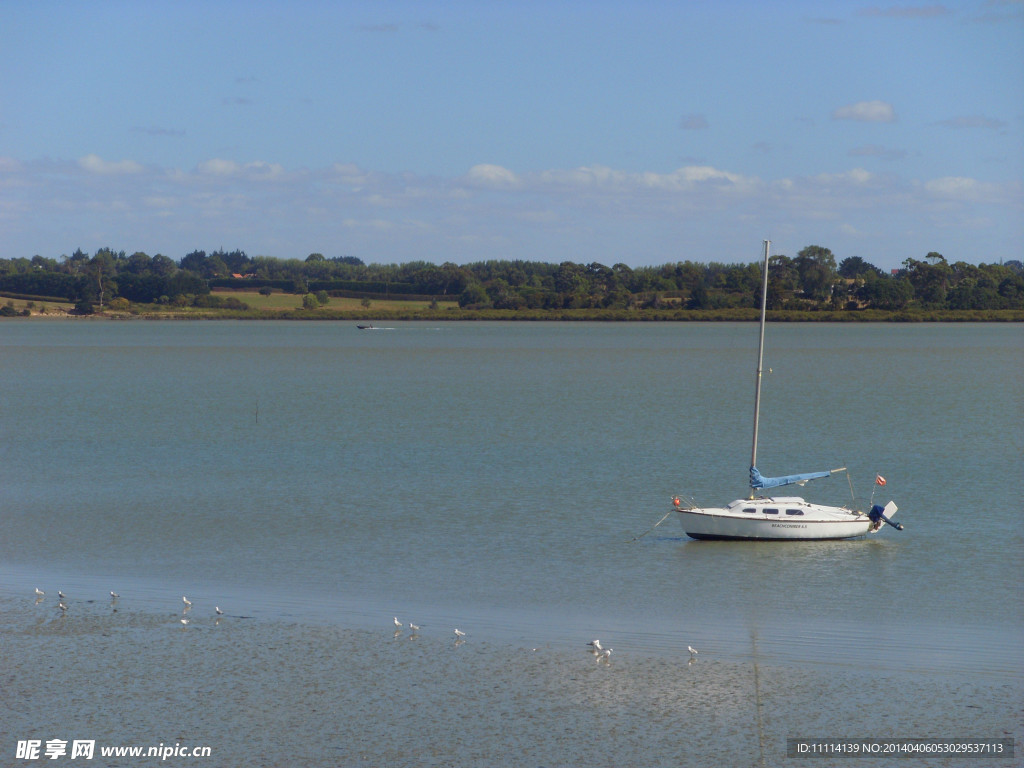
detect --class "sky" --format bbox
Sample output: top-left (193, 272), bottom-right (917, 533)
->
top-left (1, 0), bottom-right (1022, 271)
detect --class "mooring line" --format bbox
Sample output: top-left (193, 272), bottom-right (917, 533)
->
top-left (627, 509), bottom-right (673, 542)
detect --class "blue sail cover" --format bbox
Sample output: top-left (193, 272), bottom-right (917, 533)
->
top-left (750, 465), bottom-right (834, 490)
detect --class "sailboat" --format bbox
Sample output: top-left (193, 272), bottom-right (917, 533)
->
top-left (674, 240), bottom-right (904, 541)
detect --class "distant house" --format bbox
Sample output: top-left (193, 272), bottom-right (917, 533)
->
top-left (231, 273), bottom-right (256, 279)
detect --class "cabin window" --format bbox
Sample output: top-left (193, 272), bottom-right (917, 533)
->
top-left (785, 509), bottom-right (804, 516)
top-left (763, 508), bottom-right (779, 514)
top-left (743, 508), bottom-right (756, 514)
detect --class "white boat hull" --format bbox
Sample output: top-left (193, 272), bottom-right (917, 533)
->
top-left (677, 497), bottom-right (877, 541)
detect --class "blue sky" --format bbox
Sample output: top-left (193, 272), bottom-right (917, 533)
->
top-left (1, 0), bottom-right (1021, 270)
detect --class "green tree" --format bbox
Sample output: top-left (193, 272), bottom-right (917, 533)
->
top-left (67, 249), bottom-right (90, 274)
top-left (793, 245), bottom-right (837, 301)
top-left (857, 273), bottom-right (913, 310)
top-left (766, 255), bottom-right (798, 309)
top-left (997, 273), bottom-right (1024, 307)
top-left (554, 261), bottom-right (586, 295)
top-left (180, 250), bottom-right (208, 274)
top-left (151, 254), bottom-right (176, 277)
top-left (458, 283), bottom-right (490, 308)
top-left (838, 256), bottom-right (882, 279)
top-left (31, 254), bottom-right (59, 271)
top-left (902, 253), bottom-right (952, 306)
top-left (126, 252), bottom-right (152, 274)
top-left (207, 253), bottom-right (229, 278)
top-left (90, 248), bottom-right (120, 310)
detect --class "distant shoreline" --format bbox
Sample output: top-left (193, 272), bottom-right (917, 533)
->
top-left (6, 307), bottom-right (1023, 322)
top-left (3, 292), bottom-right (1022, 322)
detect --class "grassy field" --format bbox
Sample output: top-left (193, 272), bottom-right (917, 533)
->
top-left (211, 291), bottom-right (459, 312)
top-left (2, 296), bottom-right (76, 315)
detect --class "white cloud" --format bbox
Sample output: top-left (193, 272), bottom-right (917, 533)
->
top-left (837, 168), bottom-right (873, 184)
top-left (539, 165), bottom-right (626, 187)
top-left (3, 156), bottom-right (1019, 269)
top-left (198, 158), bottom-right (241, 176)
top-left (331, 163), bottom-right (370, 185)
top-left (244, 161), bottom-right (286, 179)
top-left (78, 154), bottom-right (144, 175)
top-left (924, 176), bottom-right (993, 200)
top-left (466, 164), bottom-right (520, 188)
top-left (832, 101), bottom-right (897, 122)
top-left (534, 164), bottom-right (753, 193)
top-left (674, 166), bottom-right (747, 184)
top-left (196, 159), bottom-right (286, 179)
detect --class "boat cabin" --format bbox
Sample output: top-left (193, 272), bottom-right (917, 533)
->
top-left (725, 497), bottom-right (817, 515)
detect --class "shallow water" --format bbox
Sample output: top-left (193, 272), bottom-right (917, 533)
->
top-left (1, 320), bottom-right (1021, 765)
top-left (2, 596), bottom-right (1018, 768)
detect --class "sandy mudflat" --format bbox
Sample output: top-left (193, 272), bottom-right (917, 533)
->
top-left (1, 596), bottom-right (1019, 768)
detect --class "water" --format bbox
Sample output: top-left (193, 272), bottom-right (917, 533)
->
top-left (2, 320), bottom-right (1021, 766)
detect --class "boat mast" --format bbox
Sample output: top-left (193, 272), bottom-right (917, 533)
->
top-left (749, 239), bottom-right (771, 498)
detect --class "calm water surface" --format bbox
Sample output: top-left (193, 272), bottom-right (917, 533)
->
top-left (1, 320), bottom-right (1022, 678)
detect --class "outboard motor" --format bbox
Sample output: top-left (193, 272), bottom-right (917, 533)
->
top-left (869, 501), bottom-right (903, 531)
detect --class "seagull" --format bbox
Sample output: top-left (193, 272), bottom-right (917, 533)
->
top-left (688, 645), bottom-right (698, 656)
top-left (587, 639), bottom-right (603, 653)
top-left (600, 648), bottom-right (613, 662)
top-left (180, 618), bottom-right (190, 626)
top-left (182, 596), bottom-right (192, 607)
top-left (454, 628), bottom-right (466, 638)
top-left (34, 588), bottom-right (45, 597)
top-left (58, 601), bottom-right (68, 613)
top-left (215, 606), bottom-right (224, 616)
top-left (393, 616), bottom-right (403, 629)
top-left (58, 590), bottom-right (67, 600)
top-left (408, 622), bottom-right (419, 632)
top-left (110, 591), bottom-right (119, 599)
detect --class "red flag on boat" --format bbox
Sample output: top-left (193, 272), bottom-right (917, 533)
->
top-left (875, 475), bottom-right (887, 486)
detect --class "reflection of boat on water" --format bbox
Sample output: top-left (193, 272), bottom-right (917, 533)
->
top-left (674, 240), bottom-right (904, 541)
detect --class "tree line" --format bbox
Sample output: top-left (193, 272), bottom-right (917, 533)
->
top-left (1, 246), bottom-right (1022, 314)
